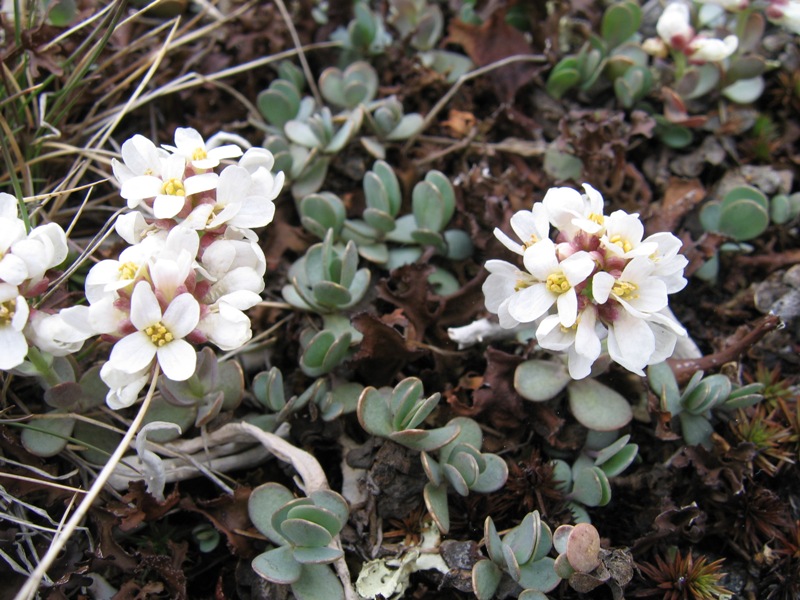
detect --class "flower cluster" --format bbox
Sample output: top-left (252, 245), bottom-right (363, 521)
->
top-left (0, 193), bottom-right (75, 370)
top-left (483, 184), bottom-right (687, 379)
top-left (65, 128), bottom-right (283, 408)
top-left (653, 1), bottom-right (739, 63)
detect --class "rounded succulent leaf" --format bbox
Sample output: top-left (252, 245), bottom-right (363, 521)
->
top-left (309, 490), bottom-right (349, 531)
top-left (597, 443), bottom-right (638, 478)
top-left (503, 511), bottom-right (538, 566)
top-left (679, 412), bottom-right (714, 447)
top-left (519, 590), bottom-right (551, 600)
top-left (442, 462), bottom-right (470, 496)
top-left (515, 359), bottom-right (571, 402)
top-left (286, 505), bottom-right (343, 538)
top-left (571, 466), bottom-right (609, 507)
top-left (292, 545), bottom-right (343, 565)
top-left (518, 557), bottom-right (560, 593)
top-left (565, 523), bottom-right (601, 573)
top-left (423, 481), bottom-right (450, 532)
top-left (389, 424), bottom-right (460, 452)
top-left (249, 483), bottom-right (296, 544)
top-left (472, 559), bottom-right (502, 600)
top-left (554, 552), bottom-right (576, 579)
top-left (471, 453), bottom-right (509, 493)
top-left (357, 386), bottom-right (393, 437)
top-left (567, 379), bottom-right (632, 431)
top-left (502, 543), bottom-right (521, 581)
top-left (291, 563), bottom-right (345, 600)
top-left (280, 518), bottom-right (333, 548)
top-left (252, 546), bottom-right (302, 584)
top-left (21, 414), bottom-right (75, 458)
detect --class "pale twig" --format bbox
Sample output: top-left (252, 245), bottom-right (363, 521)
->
top-left (271, 0), bottom-right (323, 106)
top-left (13, 367), bottom-right (161, 600)
top-left (402, 54), bottom-right (547, 150)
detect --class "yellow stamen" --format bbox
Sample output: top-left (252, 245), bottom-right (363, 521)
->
top-left (609, 234), bottom-right (633, 253)
top-left (0, 299), bottom-right (16, 326)
top-left (192, 147), bottom-right (208, 161)
top-left (515, 278), bottom-right (532, 292)
top-left (588, 213), bottom-right (604, 226)
top-left (118, 261), bottom-right (138, 281)
top-left (546, 272), bottom-right (570, 294)
top-left (521, 234), bottom-right (539, 250)
top-left (144, 321), bottom-right (175, 347)
top-left (612, 280), bottom-right (639, 300)
top-left (160, 178), bottom-right (186, 197)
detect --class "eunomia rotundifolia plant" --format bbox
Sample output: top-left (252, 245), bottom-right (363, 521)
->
top-left (248, 482), bottom-right (349, 600)
top-left (647, 361), bottom-right (764, 448)
top-left (421, 416), bottom-right (508, 533)
top-left (483, 183), bottom-right (688, 379)
top-left (299, 161), bottom-right (472, 293)
top-left (471, 510), bottom-right (559, 600)
top-left (357, 376), bottom-right (461, 452)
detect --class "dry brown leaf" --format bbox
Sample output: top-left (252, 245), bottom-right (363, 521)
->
top-left (445, 10), bottom-right (538, 102)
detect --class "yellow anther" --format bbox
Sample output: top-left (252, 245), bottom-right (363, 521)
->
top-left (118, 261), bottom-right (138, 280)
top-left (0, 299), bottom-right (16, 326)
top-left (521, 234), bottom-right (539, 250)
top-left (609, 234), bottom-right (633, 253)
top-left (160, 178), bottom-right (186, 197)
top-left (546, 272), bottom-right (570, 294)
top-left (515, 278), bottom-right (532, 292)
top-left (588, 213), bottom-right (604, 226)
top-left (192, 147), bottom-right (208, 161)
top-left (612, 280), bottom-right (639, 300)
top-left (144, 321), bottom-right (174, 346)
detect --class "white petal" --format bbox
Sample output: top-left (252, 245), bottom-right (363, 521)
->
top-left (592, 272), bottom-right (614, 304)
top-left (153, 193), bottom-right (187, 219)
top-left (130, 281), bottom-right (161, 330)
top-left (536, 314), bottom-right (575, 351)
top-left (0, 193), bottom-right (19, 219)
top-left (556, 289), bottom-right (578, 327)
top-left (523, 239), bottom-right (559, 280)
top-left (0, 254), bottom-right (29, 285)
top-left (157, 339), bottom-right (197, 381)
top-left (110, 331), bottom-right (157, 373)
top-left (508, 283), bottom-right (555, 323)
top-left (561, 251), bottom-right (596, 286)
top-left (162, 294), bottom-right (200, 338)
top-left (607, 313), bottom-right (654, 375)
top-left (0, 326), bottom-right (28, 369)
top-left (493, 227), bottom-right (524, 255)
top-left (121, 175), bottom-right (163, 203)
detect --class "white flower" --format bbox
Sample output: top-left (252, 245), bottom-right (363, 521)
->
top-left (0, 283), bottom-right (29, 370)
top-left (536, 305), bottom-right (603, 379)
top-left (183, 165), bottom-right (276, 231)
top-left (643, 231), bottom-right (689, 293)
top-left (592, 257), bottom-right (668, 318)
top-left (767, 0), bottom-right (800, 33)
top-left (163, 127), bottom-right (243, 170)
top-left (542, 183), bottom-right (606, 236)
top-left (238, 147), bottom-right (285, 205)
top-left (119, 153), bottom-right (218, 219)
top-left (600, 210), bottom-right (658, 259)
top-left (493, 203), bottom-right (550, 255)
top-left (100, 362), bottom-right (150, 410)
top-left (483, 260), bottom-right (531, 328)
top-left (657, 2), bottom-right (695, 50)
top-left (25, 311), bottom-right (85, 357)
top-left (509, 239), bottom-right (596, 327)
top-left (197, 297), bottom-right (255, 350)
top-left (688, 34), bottom-right (738, 62)
top-left (0, 196), bottom-right (31, 285)
top-left (111, 134), bottom-right (168, 185)
top-left (108, 281), bottom-right (199, 381)
top-left (201, 234), bottom-right (266, 282)
top-left (605, 310), bottom-right (657, 375)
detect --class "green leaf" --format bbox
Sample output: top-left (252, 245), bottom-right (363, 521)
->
top-left (472, 559), bottom-right (502, 600)
top-left (252, 546), bottom-right (302, 584)
top-left (21, 415), bottom-right (76, 458)
top-left (719, 199), bottom-right (768, 241)
top-left (249, 483), bottom-right (295, 544)
top-left (601, 0), bottom-right (641, 49)
top-left (546, 57), bottom-right (581, 99)
top-left (567, 379), bottom-right (632, 431)
top-left (357, 387), bottom-right (393, 437)
top-left (389, 423), bottom-right (460, 452)
top-left (679, 412), bottom-right (715, 448)
top-left (281, 518), bottom-right (333, 548)
top-left (514, 359), bottom-right (571, 402)
top-left (291, 564), bottom-right (345, 600)
top-left (423, 482), bottom-right (450, 533)
top-left (471, 453), bottom-right (509, 493)
top-left (565, 523), bottom-right (601, 573)
top-left (292, 545), bottom-right (343, 564)
top-left (598, 444), bottom-right (638, 477)
top-left (286, 505), bottom-right (343, 538)
top-left (518, 557), bottom-right (560, 593)
top-left (571, 466), bottom-right (605, 507)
